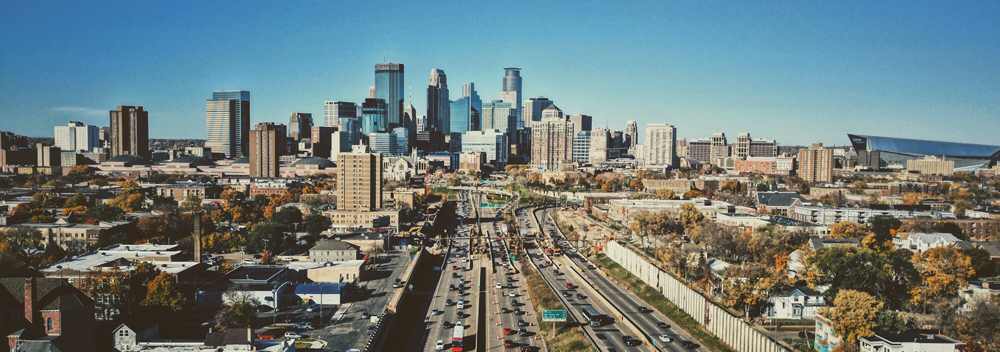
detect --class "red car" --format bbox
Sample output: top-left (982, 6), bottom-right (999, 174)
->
top-left (452, 266), bottom-right (458, 270)
top-left (255, 330), bottom-right (278, 339)
top-left (503, 327), bottom-right (515, 335)
top-left (566, 283), bottom-right (574, 289)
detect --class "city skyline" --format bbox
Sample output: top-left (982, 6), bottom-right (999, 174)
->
top-left (1, 1), bottom-right (998, 146)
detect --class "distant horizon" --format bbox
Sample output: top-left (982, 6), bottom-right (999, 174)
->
top-left (2, 1), bottom-right (998, 146)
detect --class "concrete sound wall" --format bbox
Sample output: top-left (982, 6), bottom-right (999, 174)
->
top-left (605, 241), bottom-right (787, 352)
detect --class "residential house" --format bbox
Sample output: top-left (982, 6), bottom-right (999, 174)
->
top-left (859, 331), bottom-right (961, 352)
top-left (766, 286), bottom-right (825, 319)
top-left (813, 313), bottom-right (842, 352)
top-left (895, 232), bottom-right (962, 253)
top-left (756, 191), bottom-right (805, 216)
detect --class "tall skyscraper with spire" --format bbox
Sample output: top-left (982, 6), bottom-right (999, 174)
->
top-left (375, 63), bottom-right (404, 131)
top-left (427, 69), bottom-right (450, 134)
top-left (499, 68), bottom-right (522, 128)
top-left (205, 90), bottom-right (250, 158)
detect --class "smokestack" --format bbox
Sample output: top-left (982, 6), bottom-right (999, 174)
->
top-left (193, 211), bottom-right (202, 262)
top-left (24, 278), bottom-right (36, 324)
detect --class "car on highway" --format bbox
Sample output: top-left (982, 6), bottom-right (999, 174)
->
top-left (518, 318), bottom-right (528, 327)
top-left (456, 310), bottom-right (464, 318)
top-left (442, 321), bottom-right (453, 329)
top-left (496, 282), bottom-right (502, 289)
top-left (657, 321), bottom-right (671, 329)
top-left (519, 346), bottom-right (538, 352)
top-left (292, 322), bottom-right (313, 330)
top-left (658, 335), bottom-right (674, 342)
top-left (576, 293), bottom-right (587, 299)
top-left (513, 308), bottom-right (525, 315)
top-left (587, 264), bottom-right (596, 269)
top-left (306, 303), bottom-right (319, 312)
top-left (680, 341), bottom-right (701, 349)
top-left (622, 335), bottom-right (642, 346)
top-left (638, 306), bottom-right (653, 313)
top-left (446, 299), bottom-right (454, 306)
top-left (432, 308), bottom-right (441, 315)
top-left (361, 311), bottom-right (371, 319)
top-left (283, 331), bottom-right (303, 339)
top-left (435, 339), bottom-right (445, 350)
top-left (504, 327), bottom-right (515, 335)
top-left (517, 328), bottom-right (530, 336)
top-left (501, 307), bottom-right (511, 313)
top-left (566, 282), bottom-right (575, 289)
top-left (504, 339), bottom-right (516, 348)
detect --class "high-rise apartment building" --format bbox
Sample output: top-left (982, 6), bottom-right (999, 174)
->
top-left (109, 105), bottom-right (149, 160)
top-left (531, 117), bottom-right (574, 171)
top-left (427, 69), bottom-right (450, 134)
top-left (567, 114), bottom-right (592, 136)
top-left (687, 139), bottom-right (711, 162)
top-left (500, 68), bottom-right (522, 128)
top-left (205, 90), bottom-right (250, 159)
top-left (522, 97), bottom-right (554, 123)
top-left (573, 131), bottom-right (592, 162)
top-left (289, 113), bottom-right (313, 141)
top-left (734, 132), bottom-right (778, 158)
top-left (644, 123), bottom-right (676, 168)
top-left (362, 98), bottom-right (388, 138)
top-left (375, 62), bottom-right (404, 131)
top-left (710, 132), bottom-right (730, 164)
top-left (798, 143), bottom-right (835, 183)
top-left (36, 143), bottom-right (61, 167)
top-left (589, 128), bottom-right (610, 164)
top-left (481, 100), bottom-right (514, 136)
top-left (337, 149), bottom-right (383, 211)
top-left (324, 101), bottom-right (357, 127)
top-left (249, 122), bottom-right (285, 177)
top-left (461, 129), bottom-right (508, 165)
top-left (54, 121), bottom-right (100, 153)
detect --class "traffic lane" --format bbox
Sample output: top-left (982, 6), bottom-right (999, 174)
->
top-left (425, 239), bottom-right (469, 351)
top-left (506, 257), bottom-right (543, 350)
top-left (583, 269), bottom-right (692, 352)
top-left (526, 248), bottom-right (632, 352)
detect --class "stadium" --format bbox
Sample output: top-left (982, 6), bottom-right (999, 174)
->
top-left (848, 134), bottom-right (1000, 171)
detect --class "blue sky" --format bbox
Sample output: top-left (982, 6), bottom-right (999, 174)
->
top-left (1, 1), bottom-right (998, 146)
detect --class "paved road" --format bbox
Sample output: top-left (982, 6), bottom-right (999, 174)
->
top-left (482, 221), bottom-right (544, 352)
top-left (538, 208), bottom-right (705, 352)
top-left (515, 208), bottom-right (651, 352)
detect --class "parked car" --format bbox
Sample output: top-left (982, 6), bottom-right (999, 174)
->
top-left (255, 330), bottom-right (278, 339)
top-left (292, 322), bottom-right (314, 330)
top-left (283, 331), bottom-right (303, 339)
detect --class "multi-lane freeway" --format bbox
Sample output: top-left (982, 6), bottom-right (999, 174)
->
top-left (535, 207), bottom-right (705, 351)
top-left (482, 220), bottom-right (543, 352)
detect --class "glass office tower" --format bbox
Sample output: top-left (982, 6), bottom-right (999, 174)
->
top-left (375, 63), bottom-right (404, 131)
top-left (362, 98), bottom-right (388, 140)
top-left (206, 90), bottom-right (250, 158)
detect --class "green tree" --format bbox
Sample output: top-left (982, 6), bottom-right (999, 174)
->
top-left (805, 246), bottom-right (918, 310)
top-left (868, 216), bottom-right (902, 244)
top-left (215, 286), bottom-right (259, 331)
top-left (181, 194), bottom-right (202, 213)
top-left (271, 206), bottom-right (303, 231)
top-left (0, 226), bottom-right (43, 251)
top-left (304, 214), bottom-right (332, 237)
top-left (31, 192), bottom-right (62, 208)
top-left (64, 193), bottom-right (89, 208)
top-left (84, 203), bottom-right (125, 221)
top-left (963, 247), bottom-right (997, 279)
top-left (142, 273), bottom-right (186, 312)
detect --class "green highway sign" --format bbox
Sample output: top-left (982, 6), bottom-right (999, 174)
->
top-left (542, 310), bottom-right (567, 322)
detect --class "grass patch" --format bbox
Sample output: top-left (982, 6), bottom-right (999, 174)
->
top-left (430, 186), bottom-right (458, 201)
top-left (784, 338), bottom-right (818, 352)
top-left (521, 259), bottom-right (596, 352)
top-left (592, 253), bottom-right (736, 352)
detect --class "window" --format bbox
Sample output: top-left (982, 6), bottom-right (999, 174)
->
top-left (47, 317), bottom-right (52, 331)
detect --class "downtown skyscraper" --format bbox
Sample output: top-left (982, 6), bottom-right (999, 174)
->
top-left (375, 63), bottom-right (404, 131)
top-left (450, 82), bottom-right (481, 135)
top-left (426, 69), bottom-right (450, 134)
top-left (499, 68), bottom-right (522, 129)
top-left (644, 123), bottom-right (676, 169)
top-left (54, 121), bottom-right (99, 153)
top-left (205, 90), bottom-right (250, 159)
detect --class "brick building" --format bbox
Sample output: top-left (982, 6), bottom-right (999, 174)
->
top-left (1, 277), bottom-right (95, 352)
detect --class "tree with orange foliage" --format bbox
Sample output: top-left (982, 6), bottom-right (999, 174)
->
top-left (910, 246), bottom-right (975, 310)
top-left (830, 222), bottom-right (869, 239)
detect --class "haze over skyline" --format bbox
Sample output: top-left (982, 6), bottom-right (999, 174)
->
top-left (2, 1), bottom-right (998, 146)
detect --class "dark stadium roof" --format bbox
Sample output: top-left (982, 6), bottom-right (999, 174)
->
top-left (168, 154), bottom-right (215, 166)
top-left (105, 154), bottom-right (149, 165)
top-left (848, 134), bottom-right (1000, 164)
top-left (292, 157), bottom-right (335, 168)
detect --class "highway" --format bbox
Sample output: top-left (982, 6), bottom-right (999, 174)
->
top-left (424, 190), bottom-right (481, 352)
top-left (516, 207), bottom-right (653, 352)
top-left (536, 207), bottom-right (705, 352)
top-left (482, 219), bottom-right (544, 352)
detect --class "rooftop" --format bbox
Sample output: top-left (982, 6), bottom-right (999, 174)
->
top-left (863, 330), bottom-right (957, 344)
top-left (309, 240), bottom-right (356, 251)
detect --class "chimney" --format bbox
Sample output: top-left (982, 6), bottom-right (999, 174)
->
top-left (24, 278), bottom-right (36, 324)
top-left (193, 211), bottom-right (202, 262)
